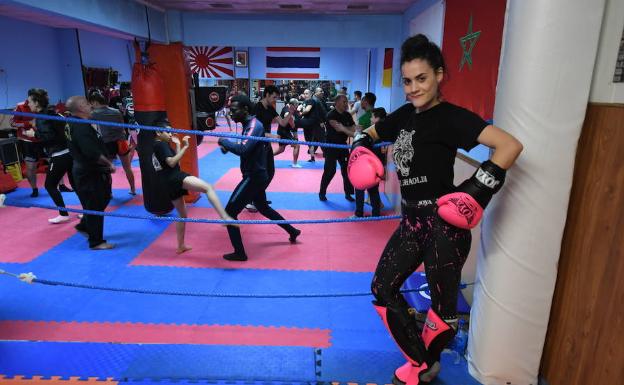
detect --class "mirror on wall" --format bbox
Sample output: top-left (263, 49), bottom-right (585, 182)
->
top-left (250, 79), bottom-right (352, 102)
top-left (250, 79), bottom-right (352, 112)
top-left (197, 78), bottom-right (250, 97)
top-left (195, 78), bottom-right (352, 112)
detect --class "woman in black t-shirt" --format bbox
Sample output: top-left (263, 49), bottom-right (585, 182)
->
top-left (153, 129), bottom-right (235, 254)
top-left (358, 35), bottom-right (523, 384)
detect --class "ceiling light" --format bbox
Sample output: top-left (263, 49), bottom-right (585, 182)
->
top-left (279, 4), bottom-right (303, 9)
top-left (347, 4), bottom-right (370, 10)
top-left (210, 3), bottom-right (233, 8)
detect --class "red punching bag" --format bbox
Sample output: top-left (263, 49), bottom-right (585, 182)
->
top-left (131, 41), bottom-right (173, 215)
top-left (132, 62), bottom-right (166, 113)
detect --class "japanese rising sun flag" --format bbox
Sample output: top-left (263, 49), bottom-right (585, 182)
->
top-left (185, 46), bottom-right (234, 79)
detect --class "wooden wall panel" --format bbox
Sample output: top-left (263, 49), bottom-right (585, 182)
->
top-left (541, 103), bottom-right (624, 384)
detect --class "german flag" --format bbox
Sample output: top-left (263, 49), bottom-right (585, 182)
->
top-left (382, 48), bottom-right (393, 88)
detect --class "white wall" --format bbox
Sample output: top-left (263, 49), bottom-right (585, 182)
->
top-left (589, 0), bottom-right (624, 103)
top-left (409, 0), bottom-right (445, 45)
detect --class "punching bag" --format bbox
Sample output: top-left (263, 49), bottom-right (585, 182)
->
top-left (131, 41), bottom-right (174, 215)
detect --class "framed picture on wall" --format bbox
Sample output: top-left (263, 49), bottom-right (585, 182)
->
top-left (235, 51), bottom-right (248, 67)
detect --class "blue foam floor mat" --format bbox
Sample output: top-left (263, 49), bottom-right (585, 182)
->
top-left (0, 139), bottom-right (481, 385)
top-left (0, 341), bottom-right (480, 384)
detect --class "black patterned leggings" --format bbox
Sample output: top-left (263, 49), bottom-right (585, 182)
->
top-left (371, 204), bottom-right (472, 320)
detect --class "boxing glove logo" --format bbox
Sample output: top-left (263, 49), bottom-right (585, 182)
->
top-left (449, 195), bottom-right (478, 225)
top-left (475, 167), bottom-right (500, 190)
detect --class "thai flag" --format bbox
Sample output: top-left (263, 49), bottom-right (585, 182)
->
top-left (265, 47), bottom-right (320, 79)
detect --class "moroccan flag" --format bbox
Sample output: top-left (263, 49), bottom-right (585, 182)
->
top-left (266, 47), bottom-right (320, 79)
top-left (382, 48), bottom-right (393, 88)
top-left (441, 0), bottom-right (506, 119)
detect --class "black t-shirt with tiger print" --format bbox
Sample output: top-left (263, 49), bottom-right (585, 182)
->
top-left (376, 102), bottom-right (487, 204)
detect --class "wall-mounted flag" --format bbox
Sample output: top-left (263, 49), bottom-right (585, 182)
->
top-left (185, 46), bottom-right (234, 79)
top-left (382, 48), bottom-right (393, 88)
top-left (265, 47), bottom-right (320, 79)
top-left (441, 0), bottom-right (506, 119)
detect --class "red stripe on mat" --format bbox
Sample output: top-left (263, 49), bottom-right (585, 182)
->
top-left (131, 208), bottom-right (398, 272)
top-left (0, 320), bottom-right (331, 347)
top-left (0, 376), bottom-right (118, 384)
top-left (214, 168), bottom-right (349, 194)
top-left (0, 206), bottom-right (82, 263)
top-left (112, 167), bottom-right (142, 189)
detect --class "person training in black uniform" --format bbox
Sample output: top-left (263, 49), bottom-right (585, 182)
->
top-left (246, 85), bottom-right (294, 212)
top-left (24, 88), bottom-right (76, 224)
top-left (320, 94), bottom-right (355, 202)
top-left (65, 95), bottom-right (115, 250)
top-left (217, 95), bottom-right (301, 262)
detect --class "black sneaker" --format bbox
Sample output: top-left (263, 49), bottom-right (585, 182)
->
top-left (289, 229), bottom-right (301, 244)
top-left (307, 158), bottom-right (315, 163)
top-left (319, 193), bottom-right (327, 201)
top-left (59, 184), bottom-right (73, 192)
top-left (30, 189), bottom-right (39, 198)
top-left (223, 252), bottom-right (248, 262)
top-left (344, 194), bottom-right (355, 202)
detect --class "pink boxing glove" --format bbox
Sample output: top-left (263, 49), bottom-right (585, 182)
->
top-left (436, 192), bottom-right (483, 229)
top-left (348, 146), bottom-right (384, 190)
top-left (437, 160), bottom-right (507, 229)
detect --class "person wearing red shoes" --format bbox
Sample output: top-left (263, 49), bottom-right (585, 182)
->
top-left (348, 35), bottom-right (523, 384)
top-left (23, 89), bottom-right (76, 224)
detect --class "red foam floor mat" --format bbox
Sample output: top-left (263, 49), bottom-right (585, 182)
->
top-left (214, 168), bottom-right (350, 194)
top-left (131, 207), bottom-right (397, 272)
top-left (0, 206), bottom-right (81, 263)
top-left (0, 320), bottom-right (330, 347)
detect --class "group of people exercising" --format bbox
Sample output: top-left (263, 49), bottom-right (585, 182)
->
top-left (10, 34), bottom-right (523, 385)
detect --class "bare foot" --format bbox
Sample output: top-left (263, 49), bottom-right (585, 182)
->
top-left (176, 245), bottom-right (192, 254)
top-left (90, 242), bottom-right (115, 250)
